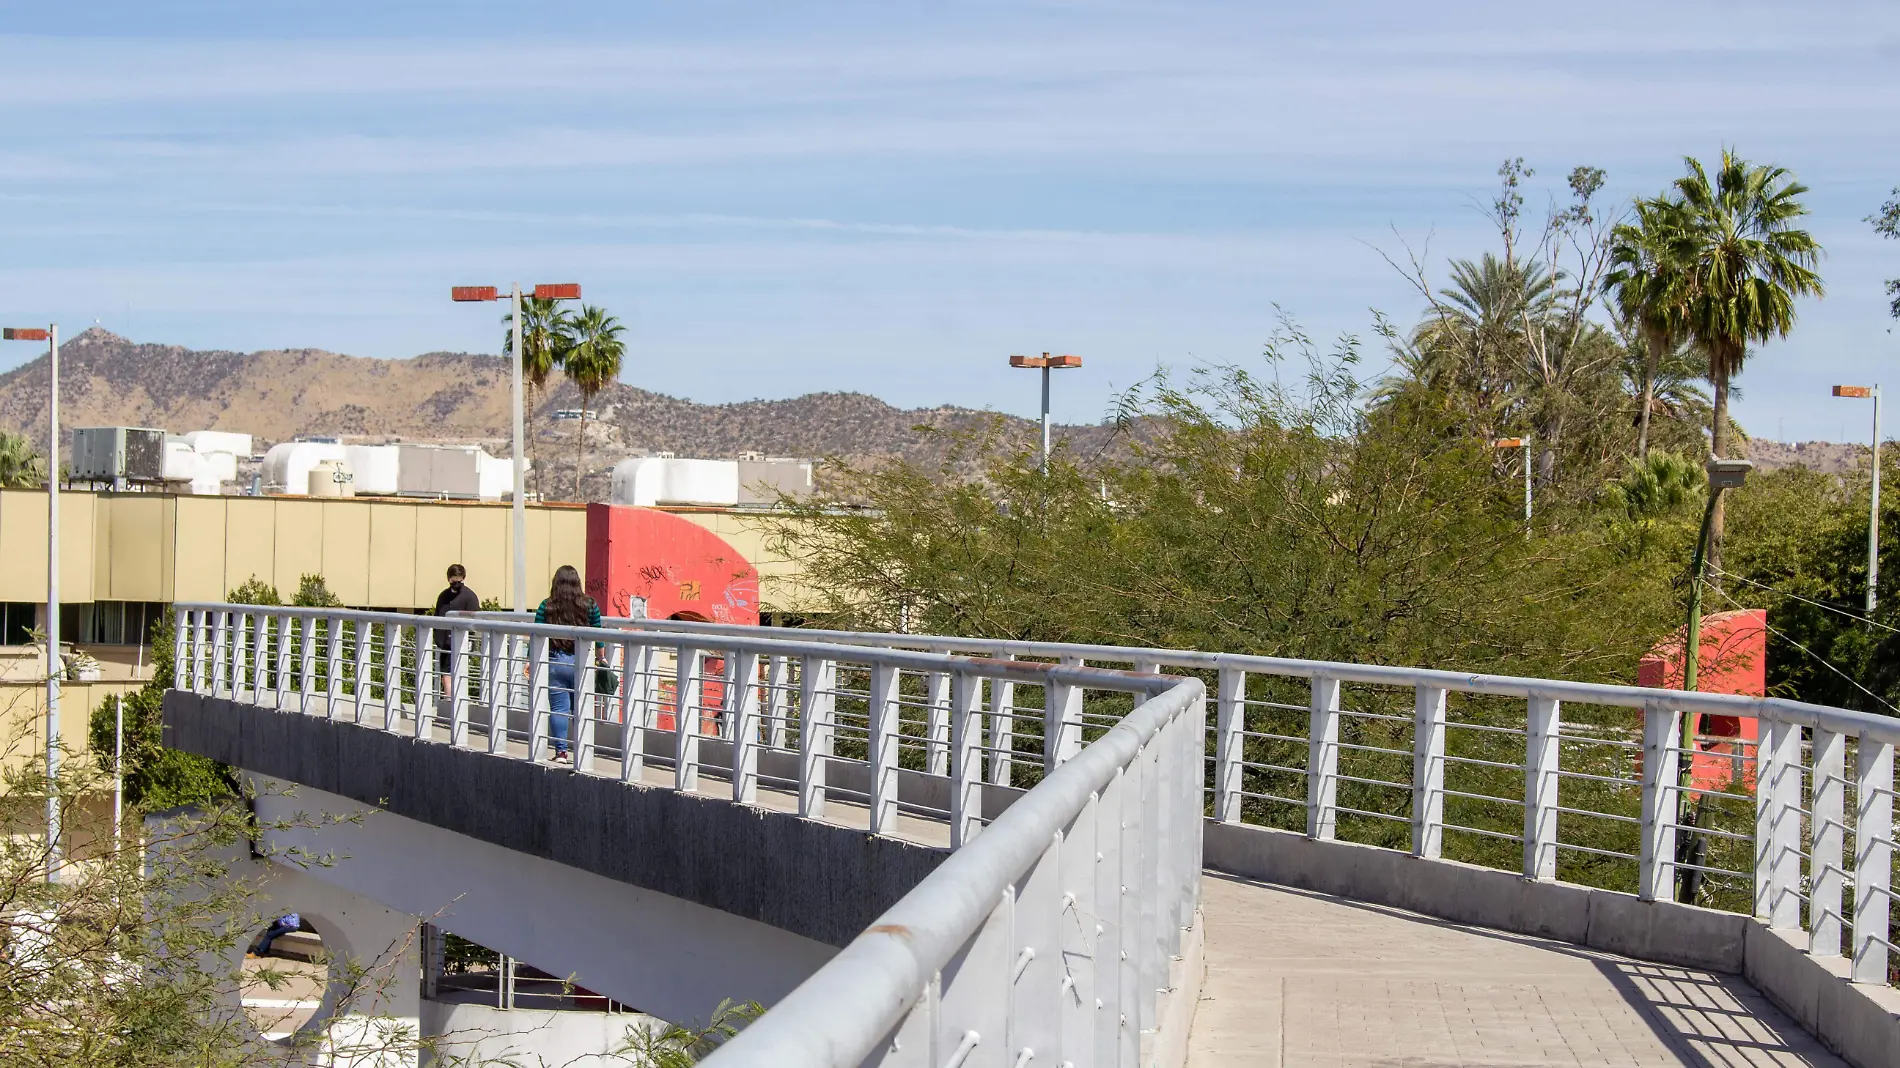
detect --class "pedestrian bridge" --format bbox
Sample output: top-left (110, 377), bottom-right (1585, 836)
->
top-left (163, 605), bottom-right (1900, 1067)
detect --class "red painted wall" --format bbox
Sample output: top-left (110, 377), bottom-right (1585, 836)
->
top-left (1638, 608), bottom-right (1767, 792)
top-left (584, 504), bottom-right (761, 625)
top-left (586, 505), bottom-right (757, 733)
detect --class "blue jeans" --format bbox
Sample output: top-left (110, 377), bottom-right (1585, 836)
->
top-left (253, 916), bottom-right (299, 956)
top-left (548, 651), bottom-right (577, 755)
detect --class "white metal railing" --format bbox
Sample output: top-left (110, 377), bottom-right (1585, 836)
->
top-left (549, 612), bottom-right (1900, 991)
top-left (172, 604), bottom-right (1206, 1067)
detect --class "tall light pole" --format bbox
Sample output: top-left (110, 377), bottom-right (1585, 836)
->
top-left (1832, 385), bottom-right (1881, 612)
top-left (4, 324), bottom-right (59, 876)
top-left (1676, 455), bottom-right (1752, 904)
top-left (1008, 352), bottom-right (1082, 473)
top-left (452, 283), bottom-right (580, 612)
top-left (1492, 436), bottom-right (1533, 530)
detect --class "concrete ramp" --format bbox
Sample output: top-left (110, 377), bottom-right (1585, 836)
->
top-left (1191, 874), bottom-right (1848, 1068)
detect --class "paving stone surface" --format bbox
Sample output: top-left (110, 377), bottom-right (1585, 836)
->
top-left (1189, 874), bottom-right (1848, 1068)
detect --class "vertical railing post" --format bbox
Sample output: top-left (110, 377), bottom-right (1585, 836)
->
top-left (925, 671), bottom-right (951, 776)
top-left (173, 607), bottom-right (190, 689)
top-left (1214, 667), bottom-right (1244, 824)
top-left (1523, 696), bottom-right (1561, 880)
top-left (932, 890), bottom-right (1010, 1068)
top-left (297, 614), bottom-right (316, 714)
top-left (675, 646), bottom-right (703, 792)
top-left (209, 610), bottom-right (228, 696)
top-left (950, 670), bottom-right (985, 847)
top-left (448, 628), bottom-right (471, 748)
top-left (1808, 727), bottom-right (1845, 957)
top-left (415, 623), bottom-right (436, 739)
top-left (620, 642), bottom-right (646, 783)
top-left (730, 649), bottom-right (762, 804)
top-left (869, 663), bottom-right (901, 834)
top-left (351, 620), bottom-right (371, 724)
top-left (799, 656), bottom-right (834, 818)
top-left (1082, 773), bottom-right (1116, 1064)
top-left (765, 655), bottom-right (790, 750)
top-left (574, 637), bottom-right (597, 772)
top-left (1306, 676), bottom-right (1340, 840)
top-left (254, 612), bottom-right (268, 695)
top-left (324, 616), bottom-right (345, 713)
top-left (485, 629), bottom-right (510, 754)
top-left (1757, 717), bottom-right (1802, 929)
top-left (1010, 832), bottom-right (1063, 1068)
top-left (1113, 752), bottom-right (1143, 1064)
top-left (1045, 657), bottom-right (1085, 769)
top-left (1638, 701), bottom-right (1679, 902)
top-left (273, 612), bottom-right (294, 709)
top-left (180, 608), bottom-right (198, 692)
top-left (1411, 686), bottom-right (1447, 859)
top-left (526, 635), bottom-right (550, 762)
top-left (244, 612), bottom-right (262, 695)
top-left (988, 662), bottom-right (1017, 788)
top-left (380, 620), bottom-right (402, 732)
top-left (717, 652), bottom-right (738, 741)
top-left (1851, 736), bottom-right (1893, 984)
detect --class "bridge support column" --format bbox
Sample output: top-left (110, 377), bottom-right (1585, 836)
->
top-left (150, 809), bottom-right (423, 1068)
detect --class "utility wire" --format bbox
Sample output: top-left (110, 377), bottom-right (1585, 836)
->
top-left (1709, 567), bottom-right (1900, 637)
top-left (1706, 584), bottom-right (1900, 716)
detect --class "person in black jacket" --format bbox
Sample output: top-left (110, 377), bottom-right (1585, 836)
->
top-left (434, 564), bottom-right (480, 695)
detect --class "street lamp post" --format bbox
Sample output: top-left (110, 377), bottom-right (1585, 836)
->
top-left (1008, 352), bottom-right (1082, 473)
top-left (4, 324), bottom-right (59, 877)
top-left (452, 283), bottom-right (581, 612)
top-left (1832, 385), bottom-right (1881, 613)
top-left (1491, 437), bottom-right (1533, 531)
top-left (1676, 454), bottom-right (1752, 904)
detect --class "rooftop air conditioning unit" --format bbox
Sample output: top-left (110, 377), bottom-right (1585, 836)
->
top-left (397, 444), bottom-right (481, 499)
top-left (72, 427), bottom-right (167, 485)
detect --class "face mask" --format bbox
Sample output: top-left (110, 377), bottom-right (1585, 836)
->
top-left (449, 580), bottom-right (463, 591)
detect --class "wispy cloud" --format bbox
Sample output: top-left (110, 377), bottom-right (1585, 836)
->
top-left (0, 0), bottom-right (1895, 437)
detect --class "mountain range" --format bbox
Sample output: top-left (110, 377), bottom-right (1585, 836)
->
top-left (0, 329), bottom-right (1869, 499)
top-left (0, 329), bottom-right (1122, 497)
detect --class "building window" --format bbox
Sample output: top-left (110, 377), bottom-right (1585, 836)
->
top-left (0, 603), bottom-right (35, 646)
top-left (65, 602), bottom-right (168, 645)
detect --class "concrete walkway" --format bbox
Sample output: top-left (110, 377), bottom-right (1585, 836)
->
top-left (1190, 874), bottom-right (1848, 1068)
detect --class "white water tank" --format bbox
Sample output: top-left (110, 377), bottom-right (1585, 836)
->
top-left (162, 440), bottom-right (227, 495)
top-left (343, 445), bottom-right (402, 496)
top-left (183, 430), bottom-right (253, 459)
top-left (308, 459), bottom-right (355, 497)
top-left (609, 457), bottom-right (741, 508)
top-left (262, 441), bottom-right (349, 495)
top-left (477, 452), bottom-right (518, 501)
top-left (736, 459), bottom-right (814, 504)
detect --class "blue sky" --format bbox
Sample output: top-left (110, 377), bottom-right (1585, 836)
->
top-left (2, 1), bottom-right (1897, 441)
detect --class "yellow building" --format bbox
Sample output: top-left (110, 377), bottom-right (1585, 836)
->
top-left (0, 489), bottom-right (807, 761)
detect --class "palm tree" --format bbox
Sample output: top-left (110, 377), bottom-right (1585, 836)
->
top-left (0, 431), bottom-right (46, 488)
top-left (1669, 150), bottom-right (1825, 577)
top-left (561, 305), bottom-right (627, 501)
top-left (1605, 195), bottom-right (1692, 460)
top-left (1617, 335), bottom-right (1713, 452)
top-left (504, 297), bottom-right (573, 499)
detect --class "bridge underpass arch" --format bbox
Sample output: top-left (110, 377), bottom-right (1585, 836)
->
top-left (243, 776), bottom-right (837, 1027)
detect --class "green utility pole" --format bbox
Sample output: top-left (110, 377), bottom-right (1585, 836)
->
top-left (1675, 457), bottom-right (1753, 904)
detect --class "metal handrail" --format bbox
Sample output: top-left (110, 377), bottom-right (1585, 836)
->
top-left (181, 604), bottom-right (1180, 699)
top-left (174, 603), bottom-right (1210, 1066)
top-left (464, 609), bottom-right (1899, 989)
top-left (705, 676), bottom-right (1205, 1067)
top-left (476, 611), bottom-right (1900, 745)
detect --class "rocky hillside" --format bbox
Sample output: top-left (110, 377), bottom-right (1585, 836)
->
top-left (0, 329), bottom-right (1126, 498)
top-left (1745, 438), bottom-right (1872, 475)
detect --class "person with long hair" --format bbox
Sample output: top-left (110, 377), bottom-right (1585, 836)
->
top-left (534, 564), bottom-right (602, 763)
